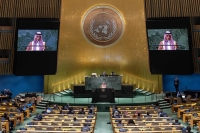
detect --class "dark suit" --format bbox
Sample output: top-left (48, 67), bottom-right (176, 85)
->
top-left (174, 78), bottom-right (179, 95)
top-left (100, 74), bottom-right (108, 77)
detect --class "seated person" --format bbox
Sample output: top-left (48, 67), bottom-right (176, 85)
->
top-left (81, 124), bottom-right (90, 132)
top-left (53, 104), bottom-right (59, 110)
top-left (112, 107), bottom-right (120, 115)
top-left (67, 107), bottom-right (75, 114)
top-left (12, 101), bottom-right (18, 107)
top-left (145, 112), bottom-right (151, 117)
top-left (137, 112), bottom-right (142, 118)
top-left (59, 109), bottom-right (63, 114)
top-left (123, 111), bottom-right (129, 118)
top-left (173, 119), bottom-right (181, 125)
top-left (4, 89), bottom-right (7, 95)
top-left (177, 91), bottom-right (181, 97)
top-left (42, 108), bottom-right (48, 114)
top-left (33, 113), bottom-right (43, 121)
top-left (159, 109), bottom-right (168, 117)
top-left (87, 105), bottom-right (95, 110)
top-left (1, 90), bottom-right (5, 96)
top-left (127, 119), bottom-right (135, 125)
top-left (194, 93), bottom-right (199, 99)
top-left (189, 106), bottom-right (195, 112)
top-left (6, 89), bottom-right (12, 99)
top-left (110, 72), bottom-right (116, 76)
top-left (186, 125), bottom-right (193, 133)
top-left (88, 109), bottom-right (94, 115)
top-left (100, 71), bottom-right (108, 77)
top-left (3, 113), bottom-right (8, 119)
top-left (19, 127), bottom-right (27, 130)
top-left (117, 120), bottom-right (124, 126)
top-left (113, 110), bottom-right (120, 118)
top-left (24, 103), bottom-right (28, 108)
top-left (112, 107), bottom-right (119, 113)
top-left (73, 117), bottom-right (80, 122)
top-left (154, 106), bottom-right (160, 113)
top-left (62, 104), bottom-right (69, 110)
top-left (78, 108), bottom-right (85, 114)
top-left (135, 110), bottom-right (142, 117)
top-left (47, 106), bottom-right (53, 113)
top-left (18, 105), bottom-right (27, 117)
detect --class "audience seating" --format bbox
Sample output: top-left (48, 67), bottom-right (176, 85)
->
top-left (16, 105), bottom-right (97, 133)
top-left (110, 105), bottom-right (182, 133)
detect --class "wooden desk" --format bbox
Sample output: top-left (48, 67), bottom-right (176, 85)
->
top-left (177, 107), bottom-right (191, 118)
top-left (41, 117), bottom-right (96, 122)
top-left (16, 131), bottom-right (90, 133)
top-left (115, 130), bottom-right (182, 133)
top-left (116, 110), bottom-right (157, 115)
top-left (190, 116), bottom-right (200, 128)
top-left (26, 126), bottom-right (90, 132)
top-left (16, 113), bottom-right (24, 123)
top-left (112, 117), bottom-right (171, 120)
top-left (171, 103), bottom-right (196, 113)
top-left (1, 121), bottom-right (9, 132)
top-left (29, 105), bottom-right (36, 114)
top-left (42, 114), bottom-right (96, 116)
top-left (0, 102), bottom-right (12, 106)
top-left (0, 96), bottom-right (8, 102)
top-left (8, 116), bottom-right (17, 127)
top-left (0, 111), bottom-right (24, 123)
top-left (114, 126), bottom-right (182, 133)
top-left (177, 106), bottom-right (200, 118)
top-left (182, 111), bottom-right (200, 122)
top-left (114, 125), bottom-right (182, 128)
top-left (33, 120), bottom-right (96, 124)
top-left (25, 109), bottom-right (30, 118)
top-left (109, 106), bottom-right (155, 111)
top-left (165, 97), bottom-right (200, 102)
top-left (55, 106), bottom-right (97, 110)
top-left (198, 121), bottom-right (200, 130)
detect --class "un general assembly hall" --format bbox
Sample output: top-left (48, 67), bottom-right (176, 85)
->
top-left (1, 0), bottom-right (200, 132)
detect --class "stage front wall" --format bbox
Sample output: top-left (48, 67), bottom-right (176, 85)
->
top-left (44, 0), bottom-right (162, 93)
top-left (85, 76), bottom-right (122, 90)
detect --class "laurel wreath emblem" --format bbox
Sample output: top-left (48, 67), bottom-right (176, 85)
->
top-left (90, 19), bottom-right (117, 41)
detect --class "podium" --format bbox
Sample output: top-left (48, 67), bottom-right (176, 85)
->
top-left (92, 88), bottom-right (115, 103)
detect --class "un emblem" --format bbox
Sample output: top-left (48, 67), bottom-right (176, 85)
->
top-left (82, 5), bottom-right (124, 47)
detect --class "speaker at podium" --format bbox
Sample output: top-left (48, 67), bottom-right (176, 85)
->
top-left (92, 88), bottom-right (115, 103)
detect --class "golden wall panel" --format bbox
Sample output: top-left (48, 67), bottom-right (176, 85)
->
top-left (15, 0), bottom-right (37, 18)
top-left (0, 33), bottom-right (13, 49)
top-left (145, 0), bottom-right (200, 18)
top-left (0, 32), bottom-right (14, 75)
top-left (0, 0), bottom-right (61, 75)
top-left (192, 32), bottom-right (200, 73)
top-left (37, 0), bottom-right (61, 18)
top-left (145, 0), bottom-right (200, 73)
top-left (44, 0), bottom-right (162, 93)
top-left (0, 62), bottom-right (12, 75)
top-left (0, 0), bottom-right (15, 17)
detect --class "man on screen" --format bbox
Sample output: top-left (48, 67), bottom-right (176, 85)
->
top-left (158, 31), bottom-right (177, 50)
top-left (26, 32), bottom-right (46, 51)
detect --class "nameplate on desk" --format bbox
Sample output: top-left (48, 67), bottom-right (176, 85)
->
top-left (100, 95), bottom-right (107, 98)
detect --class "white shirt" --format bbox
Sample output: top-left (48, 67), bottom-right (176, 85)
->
top-left (166, 41), bottom-right (172, 50)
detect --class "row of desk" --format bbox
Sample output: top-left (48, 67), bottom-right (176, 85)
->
top-left (171, 100), bottom-right (200, 130)
top-left (0, 104), bottom-right (36, 132)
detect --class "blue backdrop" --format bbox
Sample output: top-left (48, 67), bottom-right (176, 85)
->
top-left (163, 74), bottom-right (200, 92)
top-left (0, 75), bottom-right (44, 98)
